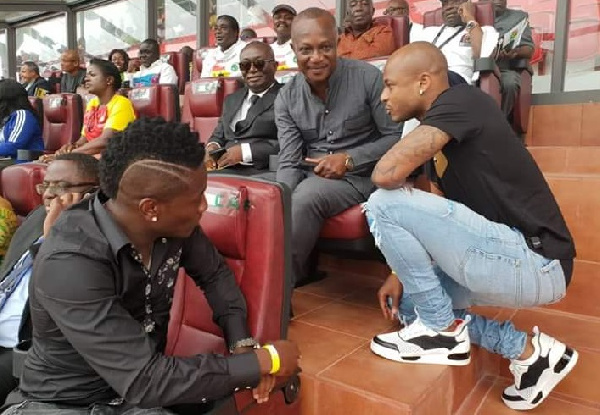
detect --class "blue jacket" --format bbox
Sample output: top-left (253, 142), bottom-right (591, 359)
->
top-left (0, 110), bottom-right (44, 158)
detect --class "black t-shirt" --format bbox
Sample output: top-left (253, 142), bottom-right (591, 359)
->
top-left (421, 84), bottom-right (575, 262)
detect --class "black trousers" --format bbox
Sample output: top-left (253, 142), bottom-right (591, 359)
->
top-left (0, 347), bottom-right (17, 406)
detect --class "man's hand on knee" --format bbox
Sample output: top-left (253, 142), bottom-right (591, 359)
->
top-left (378, 272), bottom-right (403, 321)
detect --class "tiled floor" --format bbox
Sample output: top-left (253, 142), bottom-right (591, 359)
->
top-left (291, 267), bottom-right (600, 415)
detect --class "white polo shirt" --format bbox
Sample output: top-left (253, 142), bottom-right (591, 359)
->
top-left (200, 39), bottom-right (247, 78)
top-left (270, 40), bottom-right (297, 70)
top-left (414, 24), bottom-right (499, 84)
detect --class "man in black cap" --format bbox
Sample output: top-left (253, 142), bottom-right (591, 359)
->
top-left (271, 4), bottom-right (297, 70)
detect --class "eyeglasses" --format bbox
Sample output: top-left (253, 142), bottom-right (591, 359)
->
top-left (239, 59), bottom-right (276, 72)
top-left (35, 182), bottom-right (98, 195)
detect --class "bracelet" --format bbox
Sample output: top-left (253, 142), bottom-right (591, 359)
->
top-left (262, 344), bottom-right (280, 375)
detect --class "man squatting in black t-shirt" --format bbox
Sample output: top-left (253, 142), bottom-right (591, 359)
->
top-left (364, 42), bottom-right (577, 412)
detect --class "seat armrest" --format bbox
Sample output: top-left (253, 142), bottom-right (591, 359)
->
top-left (509, 58), bottom-right (534, 74)
top-left (474, 57), bottom-right (496, 72)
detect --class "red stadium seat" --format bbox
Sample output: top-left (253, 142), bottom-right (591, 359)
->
top-left (423, 1), bottom-right (501, 106)
top-left (191, 47), bottom-right (212, 80)
top-left (181, 78), bottom-right (224, 142)
top-left (161, 51), bottom-right (192, 94)
top-left (0, 162), bottom-right (47, 220)
top-left (166, 175), bottom-right (299, 414)
top-left (28, 97), bottom-right (44, 129)
top-left (128, 85), bottom-right (180, 122)
top-left (42, 94), bottom-right (83, 153)
top-left (374, 15), bottom-right (411, 49)
top-left (222, 77), bottom-right (243, 97)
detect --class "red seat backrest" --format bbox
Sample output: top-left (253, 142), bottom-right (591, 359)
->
top-left (423, 1), bottom-right (494, 27)
top-left (161, 52), bottom-right (191, 94)
top-left (222, 77), bottom-right (243, 98)
top-left (0, 162), bottom-right (47, 218)
top-left (42, 94), bottom-right (83, 152)
top-left (181, 78), bottom-right (224, 143)
top-left (128, 85), bottom-right (180, 122)
top-left (166, 175), bottom-right (292, 356)
top-left (373, 15), bottom-right (411, 49)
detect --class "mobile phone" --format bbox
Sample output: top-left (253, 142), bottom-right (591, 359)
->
top-left (209, 147), bottom-right (227, 161)
top-left (298, 160), bottom-right (318, 170)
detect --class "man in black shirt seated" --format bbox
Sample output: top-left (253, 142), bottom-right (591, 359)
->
top-left (366, 42), bottom-right (576, 411)
top-left (206, 42), bottom-right (282, 176)
top-left (59, 49), bottom-right (87, 94)
top-left (2, 118), bottom-right (300, 415)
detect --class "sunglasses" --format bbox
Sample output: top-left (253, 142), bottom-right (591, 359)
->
top-left (239, 59), bottom-right (276, 72)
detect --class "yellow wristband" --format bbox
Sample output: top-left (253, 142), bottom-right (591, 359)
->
top-left (263, 344), bottom-right (280, 375)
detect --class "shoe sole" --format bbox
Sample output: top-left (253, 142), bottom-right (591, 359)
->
top-left (502, 347), bottom-right (579, 411)
top-left (370, 339), bottom-right (471, 366)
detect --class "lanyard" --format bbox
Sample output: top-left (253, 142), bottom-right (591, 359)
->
top-left (432, 25), bottom-right (466, 50)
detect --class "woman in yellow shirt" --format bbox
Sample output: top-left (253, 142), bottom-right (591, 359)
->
top-left (58, 59), bottom-right (136, 157)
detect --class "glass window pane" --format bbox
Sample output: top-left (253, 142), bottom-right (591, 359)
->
top-left (16, 15), bottom-right (67, 77)
top-left (77, 0), bottom-right (147, 61)
top-left (565, 0), bottom-right (600, 92)
top-left (158, 0), bottom-right (197, 51)
top-left (0, 30), bottom-right (7, 78)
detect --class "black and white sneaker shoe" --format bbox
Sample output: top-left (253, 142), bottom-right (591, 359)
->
top-left (502, 327), bottom-right (578, 411)
top-left (370, 316), bottom-right (471, 366)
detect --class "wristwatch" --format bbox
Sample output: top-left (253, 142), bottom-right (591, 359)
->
top-left (465, 20), bottom-right (479, 32)
top-left (230, 337), bottom-right (260, 353)
top-left (344, 155), bottom-right (355, 171)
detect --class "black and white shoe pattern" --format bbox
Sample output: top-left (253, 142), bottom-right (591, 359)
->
top-left (502, 326), bottom-right (578, 411)
top-left (370, 316), bottom-right (471, 366)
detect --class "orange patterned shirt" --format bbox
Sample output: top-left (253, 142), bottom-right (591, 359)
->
top-left (337, 22), bottom-right (396, 60)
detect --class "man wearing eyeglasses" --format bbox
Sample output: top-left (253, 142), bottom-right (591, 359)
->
top-left (0, 153), bottom-right (99, 405)
top-left (205, 42), bottom-right (282, 175)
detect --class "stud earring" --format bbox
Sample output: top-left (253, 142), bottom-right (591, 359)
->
top-left (151, 217), bottom-right (158, 222)
top-left (419, 89), bottom-right (424, 96)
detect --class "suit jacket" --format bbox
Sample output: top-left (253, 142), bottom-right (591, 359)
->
top-left (208, 82), bottom-right (282, 170)
top-left (23, 77), bottom-right (52, 97)
top-left (0, 206), bottom-right (45, 344)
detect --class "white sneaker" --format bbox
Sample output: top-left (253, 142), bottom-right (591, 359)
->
top-left (370, 316), bottom-right (471, 366)
top-left (502, 327), bottom-right (578, 411)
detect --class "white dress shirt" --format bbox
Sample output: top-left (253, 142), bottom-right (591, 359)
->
top-left (229, 83), bottom-right (275, 163)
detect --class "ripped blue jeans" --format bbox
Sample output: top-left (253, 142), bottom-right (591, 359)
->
top-left (365, 188), bottom-right (567, 360)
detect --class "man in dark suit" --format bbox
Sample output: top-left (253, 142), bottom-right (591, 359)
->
top-left (206, 42), bottom-right (282, 176)
top-left (0, 153), bottom-right (98, 405)
top-left (19, 62), bottom-right (51, 97)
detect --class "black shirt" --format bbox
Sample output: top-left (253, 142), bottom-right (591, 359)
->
top-left (421, 84), bottom-right (575, 263)
top-left (60, 69), bottom-right (86, 94)
top-left (20, 193), bottom-right (260, 407)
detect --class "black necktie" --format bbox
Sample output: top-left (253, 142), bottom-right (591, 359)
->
top-left (249, 94), bottom-right (259, 106)
top-left (235, 95), bottom-right (260, 132)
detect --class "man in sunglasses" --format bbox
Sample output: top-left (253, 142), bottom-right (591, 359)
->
top-left (0, 153), bottom-right (99, 405)
top-left (206, 42), bottom-right (282, 175)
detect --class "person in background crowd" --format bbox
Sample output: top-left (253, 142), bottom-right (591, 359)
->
top-left (201, 15), bottom-right (246, 78)
top-left (132, 39), bottom-right (178, 87)
top-left (240, 27), bottom-right (258, 41)
top-left (206, 42), bottom-right (282, 175)
top-left (0, 79), bottom-right (44, 160)
top-left (179, 45), bottom-right (195, 82)
top-left (270, 4), bottom-right (298, 70)
top-left (0, 197), bottom-right (17, 266)
top-left (19, 62), bottom-right (51, 97)
top-left (108, 49), bottom-right (130, 82)
top-left (367, 42), bottom-right (576, 412)
top-left (384, 0), bottom-right (423, 39)
top-left (337, 0), bottom-right (396, 60)
top-left (275, 8), bottom-right (402, 286)
top-left (493, 0), bottom-right (535, 116)
top-left (59, 49), bottom-right (87, 94)
top-left (2, 117), bottom-right (301, 414)
top-left (0, 153), bottom-right (99, 406)
top-left (412, 0), bottom-right (498, 85)
top-left (55, 59), bottom-right (135, 158)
